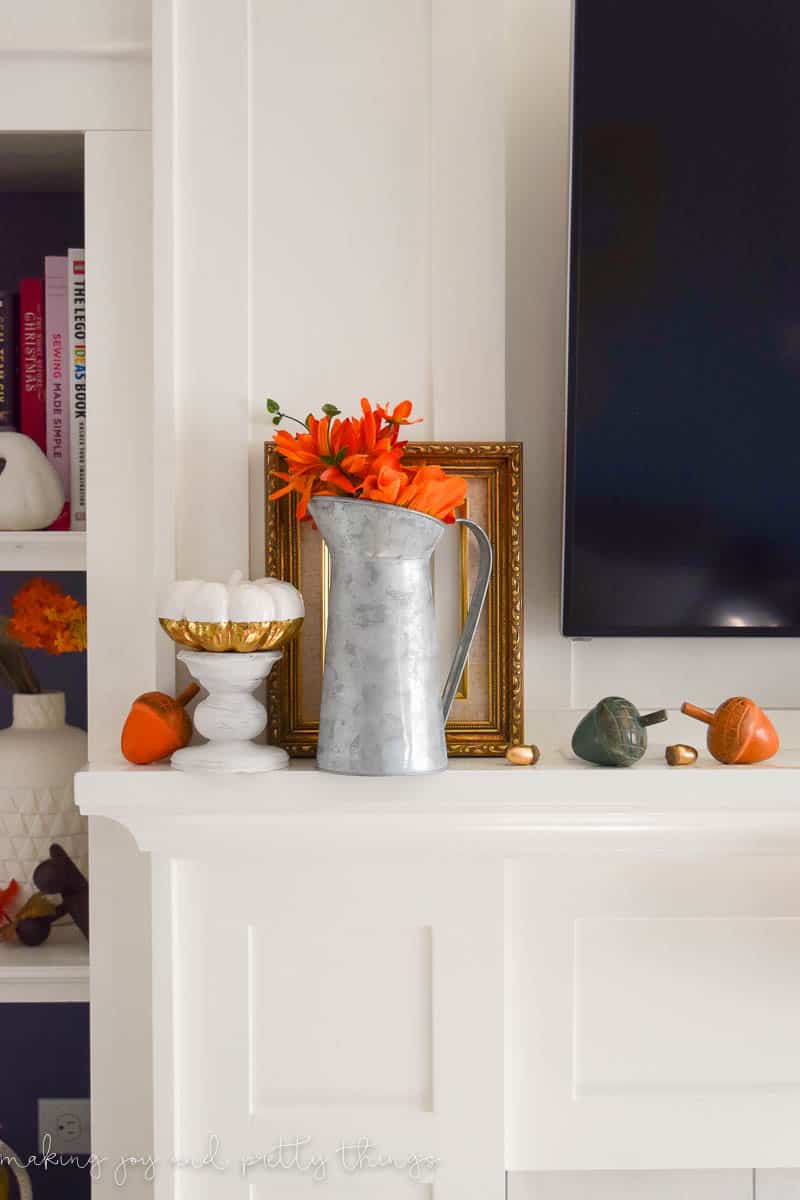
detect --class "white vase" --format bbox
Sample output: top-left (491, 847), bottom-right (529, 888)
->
top-left (0, 693), bottom-right (88, 894)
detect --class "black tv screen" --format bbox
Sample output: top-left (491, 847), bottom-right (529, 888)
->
top-left (563, 0), bottom-right (800, 635)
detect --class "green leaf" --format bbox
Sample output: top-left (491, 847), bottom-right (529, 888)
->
top-left (272, 415), bottom-right (282, 425)
top-left (266, 398), bottom-right (279, 414)
top-left (321, 404), bottom-right (341, 417)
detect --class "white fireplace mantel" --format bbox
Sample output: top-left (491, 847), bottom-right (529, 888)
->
top-left (77, 753), bottom-right (800, 858)
top-left (77, 754), bottom-right (800, 1193)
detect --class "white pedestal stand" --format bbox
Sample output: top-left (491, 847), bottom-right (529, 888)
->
top-left (171, 649), bottom-right (288, 773)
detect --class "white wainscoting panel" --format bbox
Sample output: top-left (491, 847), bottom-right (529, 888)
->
top-left (507, 1171), bottom-right (753, 1200)
top-left (251, 925), bottom-right (433, 1113)
top-left (507, 856), bottom-right (800, 1170)
top-left (575, 917), bottom-right (800, 1093)
top-left (757, 1170), bottom-right (800, 1198)
top-left (157, 855), bottom-right (504, 1198)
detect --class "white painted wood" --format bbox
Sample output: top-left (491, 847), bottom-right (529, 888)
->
top-left (89, 816), bottom-right (152, 1200)
top-left (757, 1170), bottom-right (800, 1197)
top-left (80, 757), bottom-right (800, 1177)
top-left (573, 639), bottom-right (800, 713)
top-left (505, 0), bottom-right (573, 712)
top-left (170, 0), bottom-right (249, 581)
top-left (575, 918), bottom-right (800, 1093)
top-left (0, 531), bottom-right (85, 571)
top-left (161, 855), bottom-right (503, 1198)
top-left (0, 0), bottom-right (149, 54)
top-left (508, 856), bottom-right (800, 1170)
top-left (0, 0), bottom-right (150, 130)
top-left (85, 131), bottom-right (155, 765)
top-left (247, 0), bottom-right (505, 570)
top-left (0, 923), bottom-right (88, 1003)
top-left (251, 924), bottom-right (433, 1112)
top-left (75, 751), bottom-right (800, 862)
top-left (151, 0), bottom-right (178, 694)
top-left (250, 0), bottom-right (432, 423)
top-left (507, 1171), bottom-right (753, 1200)
top-left (151, 856), bottom-right (177, 1200)
top-left (430, 0), bottom-right (505, 439)
top-left (72, 36), bottom-right (154, 1200)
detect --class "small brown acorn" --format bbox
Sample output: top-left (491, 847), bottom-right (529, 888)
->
top-left (505, 744), bottom-right (541, 766)
top-left (665, 743), bottom-right (698, 766)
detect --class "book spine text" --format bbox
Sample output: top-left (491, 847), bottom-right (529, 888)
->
top-left (68, 249), bottom-right (86, 532)
top-left (45, 256), bottom-right (70, 530)
top-left (19, 278), bottom-right (45, 450)
top-left (0, 291), bottom-right (17, 428)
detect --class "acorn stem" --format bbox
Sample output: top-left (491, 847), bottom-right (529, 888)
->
top-left (681, 701), bottom-right (713, 725)
top-left (177, 683), bottom-right (200, 707)
top-left (640, 709), bottom-right (668, 727)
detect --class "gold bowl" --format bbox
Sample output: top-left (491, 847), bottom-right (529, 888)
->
top-left (159, 616), bottom-right (304, 653)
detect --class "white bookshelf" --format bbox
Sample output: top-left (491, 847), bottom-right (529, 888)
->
top-left (0, 530), bottom-right (86, 572)
top-left (0, 922), bottom-right (89, 1003)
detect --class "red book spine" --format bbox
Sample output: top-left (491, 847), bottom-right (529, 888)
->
top-left (19, 277), bottom-right (45, 451)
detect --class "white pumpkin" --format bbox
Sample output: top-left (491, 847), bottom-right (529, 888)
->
top-left (0, 432), bottom-right (65, 531)
top-left (160, 570), bottom-right (304, 624)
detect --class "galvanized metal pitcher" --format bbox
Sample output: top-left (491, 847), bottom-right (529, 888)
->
top-left (309, 495), bottom-right (493, 775)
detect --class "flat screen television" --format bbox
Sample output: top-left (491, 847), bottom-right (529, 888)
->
top-left (563, 0), bottom-right (800, 636)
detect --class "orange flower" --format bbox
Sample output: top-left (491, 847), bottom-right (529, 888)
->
top-left (269, 398), bottom-right (466, 524)
top-left (0, 879), bottom-right (19, 926)
top-left (401, 464), bottom-right (468, 523)
top-left (361, 460), bottom-right (412, 507)
top-left (375, 400), bottom-right (423, 429)
top-left (9, 579), bottom-right (87, 654)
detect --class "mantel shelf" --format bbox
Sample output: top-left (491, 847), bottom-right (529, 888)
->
top-left (0, 531), bottom-right (86, 572)
top-left (76, 751), bottom-right (800, 858)
top-left (0, 922), bottom-right (89, 1003)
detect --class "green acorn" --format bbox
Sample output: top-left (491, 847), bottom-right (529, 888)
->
top-left (572, 696), bottom-right (667, 767)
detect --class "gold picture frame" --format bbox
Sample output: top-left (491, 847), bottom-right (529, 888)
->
top-left (264, 441), bottom-right (523, 756)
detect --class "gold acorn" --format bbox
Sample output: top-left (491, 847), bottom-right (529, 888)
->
top-left (505, 744), bottom-right (541, 766)
top-left (665, 743), bottom-right (698, 767)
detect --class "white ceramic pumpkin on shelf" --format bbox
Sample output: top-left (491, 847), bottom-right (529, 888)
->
top-left (0, 432), bottom-right (64, 530)
top-left (159, 570), bottom-right (304, 651)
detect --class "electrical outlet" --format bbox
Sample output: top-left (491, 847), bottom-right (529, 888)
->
top-left (38, 1098), bottom-right (91, 1155)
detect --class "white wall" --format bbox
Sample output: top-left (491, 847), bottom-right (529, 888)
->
top-left (247, 0), bottom-right (506, 577)
top-left (505, 0), bottom-right (800, 727)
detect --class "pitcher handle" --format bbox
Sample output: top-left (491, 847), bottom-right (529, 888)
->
top-left (441, 518), bottom-right (493, 721)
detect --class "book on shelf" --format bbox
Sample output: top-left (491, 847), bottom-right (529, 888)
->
top-left (68, 248), bottom-right (86, 533)
top-left (19, 277), bottom-right (45, 452)
top-left (45, 255), bottom-right (70, 530)
top-left (0, 290), bottom-right (17, 428)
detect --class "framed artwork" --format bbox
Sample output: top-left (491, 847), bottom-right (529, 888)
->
top-left (264, 441), bottom-right (523, 756)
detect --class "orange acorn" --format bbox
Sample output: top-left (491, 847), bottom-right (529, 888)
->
top-left (121, 683), bottom-right (200, 765)
top-left (681, 697), bottom-right (779, 765)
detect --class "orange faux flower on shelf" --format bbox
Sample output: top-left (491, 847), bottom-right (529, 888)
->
top-left (268, 397), bottom-right (467, 522)
top-left (9, 578), bottom-right (87, 655)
